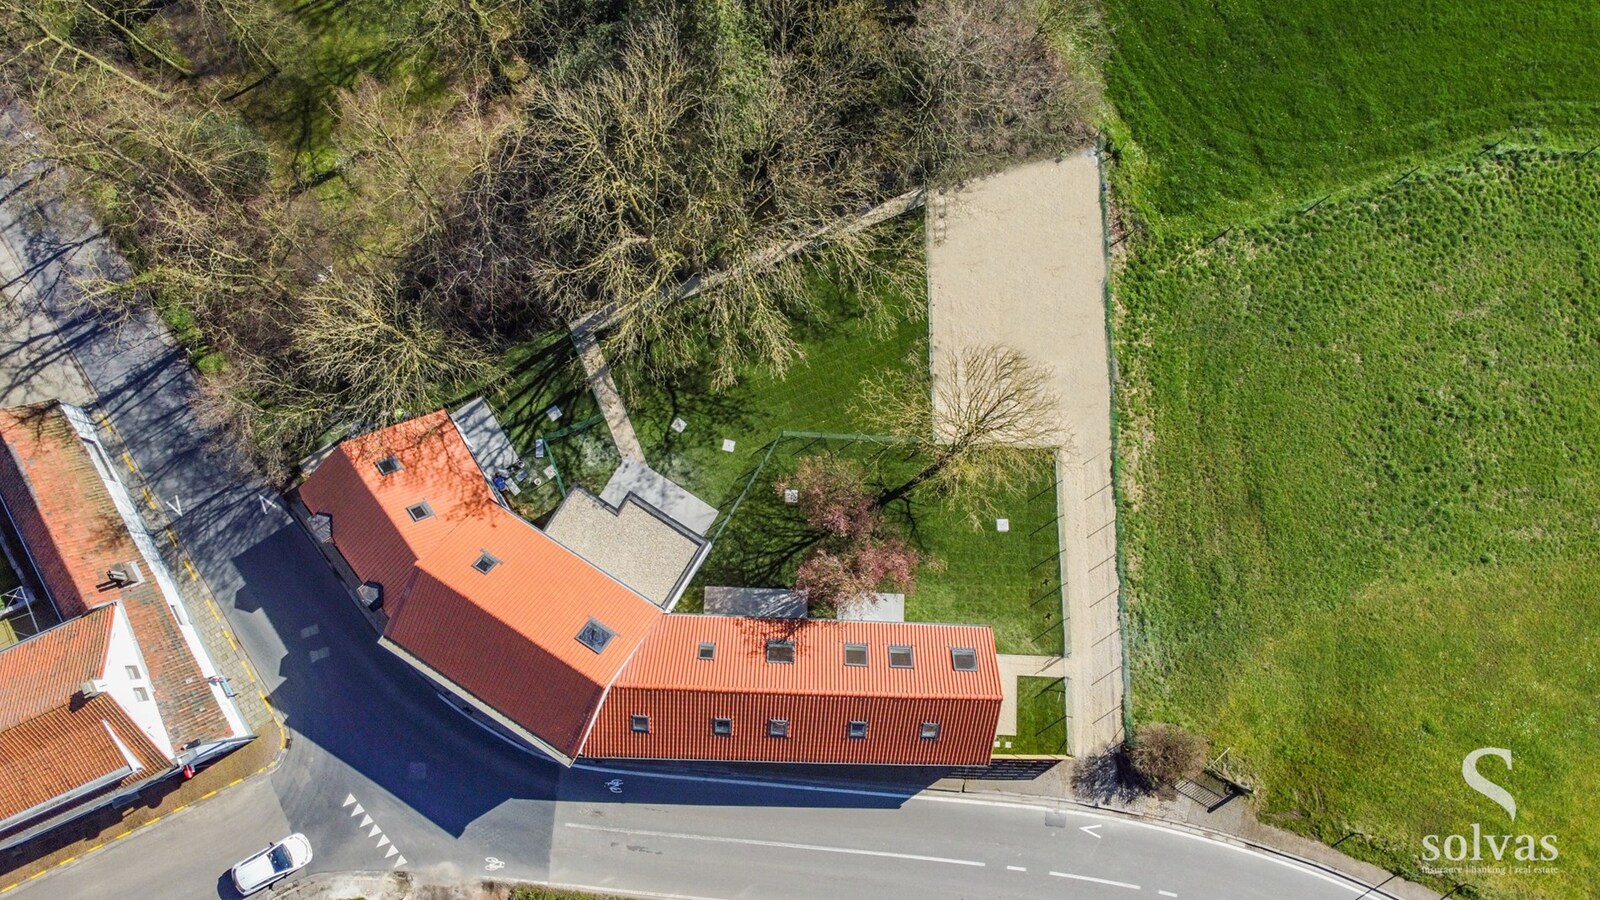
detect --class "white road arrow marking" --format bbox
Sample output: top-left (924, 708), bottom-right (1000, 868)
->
top-left (360, 814), bottom-right (373, 827)
top-left (392, 855), bottom-right (407, 868)
top-left (165, 496), bottom-right (182, 516)
top-left (349, 804), bottom-right (364, 816)
top-left (385, 846), bottom-right (398, 858)
top-left (368, 824), bottom-right (382, 837)
top-left (1080, 824), bottom-right (1103, 839)
top-left (376, 835), bottom-right (390, 848)
top-left (342, 794), bottom-right (356, 807)
top-left (258, 494), bottom-right (279, 515)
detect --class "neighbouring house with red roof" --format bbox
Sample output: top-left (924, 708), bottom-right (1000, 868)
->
top-left (299, 410), bottom-right (1001, 767)
top-left (0, 403), bottom-right (252, 849)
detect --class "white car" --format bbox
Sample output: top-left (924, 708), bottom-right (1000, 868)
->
top-left (230, 833), bottom-right (312, 895)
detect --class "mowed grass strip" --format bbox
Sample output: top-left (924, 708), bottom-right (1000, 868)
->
top-left (1102, 0), bottom-right (1600, 229)
top-left (1115, 154), bottom-right (1599, 898)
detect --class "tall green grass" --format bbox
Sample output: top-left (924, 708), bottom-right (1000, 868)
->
top-left (1103, 0), bottom-right (1600, 229)
top-left (1116, 154), bottom-right (1599, 897)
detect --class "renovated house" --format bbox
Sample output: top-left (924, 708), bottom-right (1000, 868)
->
top-left (0, 403), bottom-right (252, 848)
top-left (299, 410), bottom-right (1002, 767)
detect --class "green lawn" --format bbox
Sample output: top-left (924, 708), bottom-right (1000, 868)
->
top-left (617, 224), bottom-right (1063, 654)
top-left (617, 246), bottom-right (929, 512)
top-left (698, 437), bottom-right (1063, 655)
top-left (997, 676), bottom-right (1068, 755)
top-left (1115, 154), bottom-right (1600, 898)
top-left (468, 334), bottom-right (621, 523)
top-left (1103, 0), bottom-right (1600, 230)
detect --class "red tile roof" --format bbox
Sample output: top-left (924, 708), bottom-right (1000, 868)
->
top-left (0, 608), bottom-right (169, 825)
top-left (302, 412), bottom-right (1003, 766)
top-left (0, 404), bottom-right (231, 750)
top-left (583, 617), bottom-right (1001, 764)
top-left (0, 605), bottom-right (116, 731)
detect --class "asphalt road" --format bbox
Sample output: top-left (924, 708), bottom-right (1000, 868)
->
top-left (0, 115), bottom-right (1401, 900)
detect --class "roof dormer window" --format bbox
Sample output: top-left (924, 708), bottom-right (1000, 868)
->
top-left (472, 550), bottom-right (502, 574)
top-left (888, 645), bottom-right (914, 669)
top-left (375, 455), bottom-right (402, 476)
top-left (765, 639), bottom-right (795, 664)
top-left (950, 647), bottom-right (978, 671)
top-left (576, 618), bottom-right (615, 654)
top-left (406, 500), bottom-right (434, 522)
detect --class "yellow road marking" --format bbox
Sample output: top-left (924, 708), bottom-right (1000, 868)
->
top-left (54, 857), bottom-right (74, 867)
top-left (170, 805), bottom-right (187, 814)
top-left (3, 881), bottom-right (19, 891)
top-left (121, 451), bottom-right (136, 472)
top-left (27, 871), bottom-right (45, 880)
top-left (183, 559), bottom-right (199, 581)
top-left (229, 777), bottom-right (244, 787)
top-left (114, 830), bottom-right (133, 840)
top-left (201, 789), bottom-right (217, 799)
top-left (83, 844), bottom-right (103, 854)
top-left (241, 660), bottom-right (258, 683)
top-left (142, 486), bottom-right (157, 510)
top-left (144, 816), bottom-right (160, 826)
top-left (223, 630), bottom-right (237, 649)
top-left (166, 528), bottom-right (180, 547)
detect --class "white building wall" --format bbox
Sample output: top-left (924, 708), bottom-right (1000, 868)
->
top-left (98, 601), bottom-right (176, 760)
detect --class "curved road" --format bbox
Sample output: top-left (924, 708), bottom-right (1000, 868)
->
top-left (0, 118), bottom-right (1399, 900)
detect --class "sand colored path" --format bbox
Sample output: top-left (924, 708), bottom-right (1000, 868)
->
top-left (928, 152), bottom-right (1124, 756)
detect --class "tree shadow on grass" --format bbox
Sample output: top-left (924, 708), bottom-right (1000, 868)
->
top-left (698, 489), bottom-right (823, 589)
top-left (1071, 745), bottom-right (1154, 805)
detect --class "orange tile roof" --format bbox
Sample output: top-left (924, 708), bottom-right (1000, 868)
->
top-left (0, 608), bottom-right (170, 825)
top-left (388, 511), bottom-right (663, 757)
top-left (302, 412), bottom-right (1004, 767)
top-left (303, 412), bottom-right (663, 759)
top-left (583, 617), bottom-right (1001, 764)
top-left (298, 410), bottom-right (493, 588)
top-left (0, 404), bottom-right (231, 749)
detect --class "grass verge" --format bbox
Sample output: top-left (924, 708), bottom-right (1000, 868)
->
top-left (1115, 153), bottom-right (1600, 898)
top-left (996, 675), bottom-right (1068, 755)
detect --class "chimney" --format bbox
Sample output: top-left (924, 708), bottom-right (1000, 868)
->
top-left (106, 560), bottom-right (145, 587)
top-left (80, 678), bottom-right (110, 698)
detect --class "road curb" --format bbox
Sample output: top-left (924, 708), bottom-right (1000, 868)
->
top-left (925, 782), bottom-right (1431, 899)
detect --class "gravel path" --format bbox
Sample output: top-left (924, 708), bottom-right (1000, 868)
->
top-left (927, 152), bottom-right (1124, 756)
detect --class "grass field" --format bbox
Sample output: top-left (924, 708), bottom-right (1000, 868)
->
top-left (1102, 0), bottom-right (1600, 229)
top-left (617, 225), bottom-right (1063, 654)
top-left (1114, 154), bottom-right (1600, 897)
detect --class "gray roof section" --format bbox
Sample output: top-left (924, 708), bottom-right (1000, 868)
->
top-left (703, 586), bottom-right (808, 619)
top-left (599, 457), bottom-right (718, 536)
top-left (450, 397), bottom-right (520, 478)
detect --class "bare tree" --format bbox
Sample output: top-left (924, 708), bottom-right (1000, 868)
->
top-left (857, 344), bottom-right (1060, 516)
top-left (908, 0), bottom-right (1103, 182)
top-left (1128, 723), bottom-right (1209, 794)
top-left (293, 268), bottom-right (493, 425)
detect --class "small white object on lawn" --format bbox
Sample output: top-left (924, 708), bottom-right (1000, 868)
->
top-left (721, 439), bottom-right (736, 453)
top-left (783, 488), bottom-right (799, 504)
top-left (545, 405), bottom-right (562, 421)
top-left (543, 464), bottom-right (557, 478)
top-left (995, 518), bottom-right (1010, 532)
top-left (671, 417), bottom-right (688, 433)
